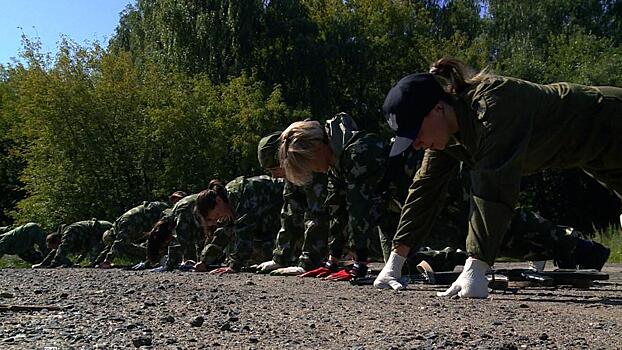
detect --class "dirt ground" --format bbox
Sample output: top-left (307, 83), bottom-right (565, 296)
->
top-left (1, 262), bottom-right (621, 350)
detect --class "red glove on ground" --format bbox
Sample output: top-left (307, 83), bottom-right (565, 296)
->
top-left (209, 267), bottom-right (235, 275)
top-left (324, 269), bottom-right (353, 281)
top-left (299, 266), bottom-right (332, 278)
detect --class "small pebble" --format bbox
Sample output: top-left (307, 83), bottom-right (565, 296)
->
top-left (131, 336), bottom-right (152, 348)
top-left (190, 316), bottom-right (204, 327)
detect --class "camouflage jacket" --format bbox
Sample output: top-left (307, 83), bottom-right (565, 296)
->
top-left (201, 175), bottom-right (284, 270)
top-left (103, 201), bottom-right (169, 261)
top-left (0, 223), bottom-right (48, 256)
top-left (48, 219), bottom-right (113, 267)
top-left (324, 113), bottom-right (390, 260)
top-left (395, 76), bottom-right (622, 264)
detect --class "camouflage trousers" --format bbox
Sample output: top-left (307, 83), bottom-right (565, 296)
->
top-left (200, 225), bottom-right (277, 270)
top-left (248, 238), bottom-right (276, 267)
top-left (0, 223), bottom-right (47, 263)
top-left (326, 188), bottom-right (385, 263)
top-left (106, 242), bottom-right (147, 264)
top-left (166, 210), bottom-right (204, 269)
top-left (271, 203), bottom-right (328, 270)
top-left (499, 209), bottom-right (580, 263)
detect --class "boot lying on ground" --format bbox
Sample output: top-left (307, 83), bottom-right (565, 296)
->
top-left (556, 238), bottom-right (610, 271)
top-left (576, 240), bottom-right (610, 271)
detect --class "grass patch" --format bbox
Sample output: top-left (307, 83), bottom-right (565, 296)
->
top-left (0, 255), bottom-right (32, 269)
top-left (593, 225), bottom-right (622, 264)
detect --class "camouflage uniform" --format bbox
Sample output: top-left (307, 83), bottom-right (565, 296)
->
top-left (272, 173), bottom-right (329, 269)
top-left (257, 131), bottom-right (330, 270)
top-left (100, 201), bottom-right (170, 264)
top-left (200, 175), bottom-right (284, 271)
top-left (325, 113), bottom-right (389, 263)
top-left (40, 219), bottom-right (113, 267)
top-left (500, 209), bottom-right (584, 264)
top-left (394, 76), bottom-right (622, 265)
top-left (0, 223), bottom-right (48, 263)
top-left (165, 194), bottom-right (203, 269)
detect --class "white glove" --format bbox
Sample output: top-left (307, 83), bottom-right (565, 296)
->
top-left (437, 257), bottom-right (490, 298)
top-left (256, 260), bottom-right (281, 273)
top-left (373, 251), bottom-right (408, 290)
top-left (270, 266), bottom-right (305, 276)
top-left (619, 213), bottom-right (621, 228)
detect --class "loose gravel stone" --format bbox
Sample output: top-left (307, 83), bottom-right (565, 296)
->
top-left (190, 316), bottom-right (204, 327)
top-left (161, 315), bottom-right (175, 323)
top-left (132, 336), bottom-right (152, 348)
top-left (0, 264), bottom-right (619, 349)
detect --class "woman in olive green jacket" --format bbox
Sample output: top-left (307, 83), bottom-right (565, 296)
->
top-left (375, 58), bottom-right (621, 298)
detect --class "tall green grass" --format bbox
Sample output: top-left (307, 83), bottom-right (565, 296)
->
top-left (0, 255), bottom-right (31, 268)
top-left (593, 225), bottom-right (622, 264)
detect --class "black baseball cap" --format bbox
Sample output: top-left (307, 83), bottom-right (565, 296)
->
top-left (383, 73), bottom-right (448, 157)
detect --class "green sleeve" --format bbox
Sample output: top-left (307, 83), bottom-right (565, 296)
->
top-left (466, 94), bottom-right (530, 265)
top-left (272, 182), bottom-right (305, 265)
top-left (393, 149), bottom-right (460, 249)
top-left (341, 135), bottom-right (387, 259)
top-left (200, 225), bottom-right (233, 265)
top-left (228, 208), bottom-right (260, 271)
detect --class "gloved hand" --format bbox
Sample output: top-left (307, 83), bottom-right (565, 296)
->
top-left (177, 262), bottom-right (195, 272)
top-left (299, 266), bottom-right (332, 278)
top-left (325, 262), bottom-right (367, 281)
top-left (324, 269), bottom-right (353, 281)
top-left (299, 260), bottom-right (338, 278)
top-left (374, 251), bottom-right (408, 290)
top-left (131, 261), bottom-right (150, 270)
top-left (270, 266), bottom-right (305, 276)
top-left (256, 260), bottom-right (282, 274)
top-left (437, 257), bottom-right (490, 298)
top-left (209, 267), bottom-right (235, 275)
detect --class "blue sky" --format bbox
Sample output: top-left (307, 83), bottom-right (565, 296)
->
top-left (0, 0), bottom-right (135, 65)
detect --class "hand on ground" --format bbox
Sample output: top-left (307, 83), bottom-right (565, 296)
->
top-left (256, 260), bottom-right (281, 273)
top-left (270, 266), bottom-right (305, 276)
top-left (209, 267), bottom-right (235, 275)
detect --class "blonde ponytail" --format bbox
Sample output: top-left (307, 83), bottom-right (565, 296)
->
top-left (429, 58), bottom-right (491, 94)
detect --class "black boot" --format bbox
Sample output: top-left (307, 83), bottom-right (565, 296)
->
top-left (576, 239), bottom-right (610, 271)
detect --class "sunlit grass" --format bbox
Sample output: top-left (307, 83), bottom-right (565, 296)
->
top-left (593, 225), bottom-right (622, 264)
top-left (0, 255), bottom-right (31, 268)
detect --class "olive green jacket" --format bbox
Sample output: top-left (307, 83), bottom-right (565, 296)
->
top-left (395, 76), bottom-right (622, 264)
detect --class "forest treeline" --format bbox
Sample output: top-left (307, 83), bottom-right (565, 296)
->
top-left (1, 0), bottom-right (621, 232)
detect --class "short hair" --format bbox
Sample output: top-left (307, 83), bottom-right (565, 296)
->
top-left (279, 120), bottom-right (327, 186)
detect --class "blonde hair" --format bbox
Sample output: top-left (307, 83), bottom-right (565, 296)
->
top-left (279, 120), bottom-right (327, 186)
top-left (429, 57), bottom-right (492, 94)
